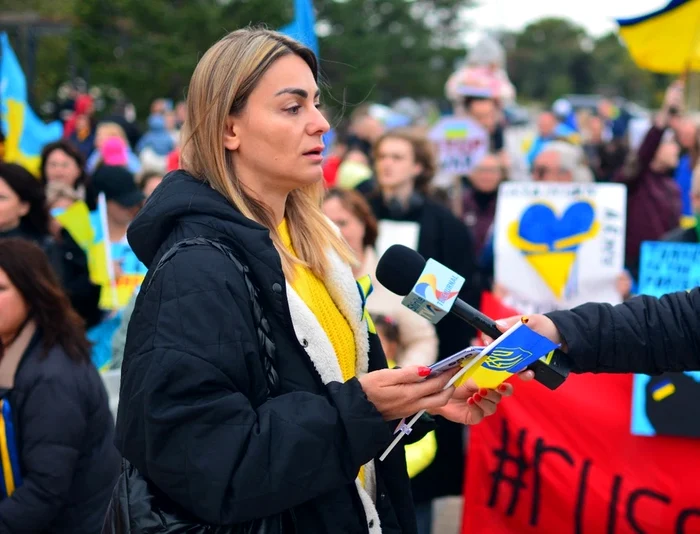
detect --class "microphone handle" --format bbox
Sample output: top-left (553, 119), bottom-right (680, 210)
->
top-left (451, 299), bottom-right (570, 390)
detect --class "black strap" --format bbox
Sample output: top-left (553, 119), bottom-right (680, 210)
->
top-left (146, 237), bottom-right (280, 397)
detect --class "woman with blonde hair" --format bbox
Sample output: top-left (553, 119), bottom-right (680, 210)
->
top-left (104, 28), bottom-right (526, 534)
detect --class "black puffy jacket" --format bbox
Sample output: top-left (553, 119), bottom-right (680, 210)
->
top-left (0, 332), bottom-right (119, 533)
top-left (112, 171), bottom-right (429, 533)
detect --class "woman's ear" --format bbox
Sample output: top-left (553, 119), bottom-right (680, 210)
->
top-left (18, 201), bottom-right (30, 218)
top-left (224, 115), bottom-right (240, 151)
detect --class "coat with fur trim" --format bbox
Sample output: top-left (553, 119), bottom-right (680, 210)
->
top-left (115, 170), bottom-right (428, 534)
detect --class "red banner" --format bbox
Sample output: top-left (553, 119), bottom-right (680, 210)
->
top-left (462, 294), bottom-right (700, 534)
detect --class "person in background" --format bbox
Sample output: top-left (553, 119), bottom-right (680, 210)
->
top-left (532, 141), bottom-right (594, 183)
top-left (40, 140), bottom-right (97, 211)
top-left (0, 238), bottom-right (119, 533)
top-left (99, 100), bottom-right (142, 150)
top-left (63, 94), bottom-right (94, 137)
top-left (460, 152), bottom-right (506, 257)
top-left (109, 169), bottom-right (164, 369)
top-left (464, 95), bottom-right (504, 153)
top-left (174, 100), bottom-right (187, 130)
top-left (663, 163), bottom-right (700, 244)
top-left (367, 127), bottom-right (480, 532)
top-left (323, 187), bottom-right (438, 368)
top-left (86, 123), bottom-right (141, 175)
top-left (66, 113), bottom-right (95, 159)
top-left (487, 141), bottom-right (633, 302)
top-left (526, 111), bottom-right (559, 166)
top-left (138, 170), bottom-right (164, 198)
top-left (0, 163), bottom-right (101, 328)
top-left (614, 83), bottom-right (683, 280)
top-left (672, 116), bottom-right (699, 223)
top-left (582, 114), bottom-right (606, 181)
top-left (135, 114), bottom-right (176, 172)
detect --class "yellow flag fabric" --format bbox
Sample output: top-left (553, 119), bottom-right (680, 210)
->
top-left (617, 0), bottom-right (700, 74)
top-left (55, 201), bottom-right (94, 251)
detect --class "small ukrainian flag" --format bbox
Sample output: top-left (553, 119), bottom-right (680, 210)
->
top-left (651, 378), bottom-right (676, 402)
top-left (445, 126), bottom-right (467, 140)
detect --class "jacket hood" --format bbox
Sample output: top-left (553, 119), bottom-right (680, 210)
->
top-left (127, 170), bottom-right (272, 268)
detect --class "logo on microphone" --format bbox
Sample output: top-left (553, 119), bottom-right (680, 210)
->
top-left (482, 347), bottom-right (533, 372)
top-left (415, 273), bottom-right (460, 304)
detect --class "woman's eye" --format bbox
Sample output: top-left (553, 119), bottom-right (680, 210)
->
top-left (286, 105), bottom-right (301, 115)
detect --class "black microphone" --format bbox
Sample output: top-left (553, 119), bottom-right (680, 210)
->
top-left (375, 244), bottom-right (571, 390)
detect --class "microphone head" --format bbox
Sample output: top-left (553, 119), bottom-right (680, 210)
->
top-left (376, 245), bottom-right (426, 296)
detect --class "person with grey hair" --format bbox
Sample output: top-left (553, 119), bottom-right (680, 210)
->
top-left (531, 140), bottom-right (594, 183)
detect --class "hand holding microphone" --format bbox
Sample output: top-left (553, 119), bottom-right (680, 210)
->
top-left (375, 245), bottom-right (571, 390)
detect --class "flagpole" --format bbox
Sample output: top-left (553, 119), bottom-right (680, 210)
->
top-left (97, 193), bottom-right (119, 308)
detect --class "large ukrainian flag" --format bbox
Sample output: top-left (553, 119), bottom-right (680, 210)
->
top-left (0, 32), bottom-right (62, 176)
top-left (617, 0), bottom-right (700, 73)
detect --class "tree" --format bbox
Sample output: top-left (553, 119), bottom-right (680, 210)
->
top-left (505, 17), bottom-right (594, 104)
top-left (315, 0), bottom-right (470, 110)
top-left (590, 32), bottom-right (669, 106)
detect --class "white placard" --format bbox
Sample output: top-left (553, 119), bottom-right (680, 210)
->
top-left (494, 182), bottom-right (627, 314)
top-left (428, 116), bottom-right (489, 175)
top-left (375, 220), bottom-right (420, 258)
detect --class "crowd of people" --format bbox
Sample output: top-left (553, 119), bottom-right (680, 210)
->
top-left (0, 26), bottom-right (698, 534)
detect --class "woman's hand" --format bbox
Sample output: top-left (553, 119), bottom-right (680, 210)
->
top-left (359, 366), bottom-right (460, 421)
top-left (429, 372), bottom-right (534, 425)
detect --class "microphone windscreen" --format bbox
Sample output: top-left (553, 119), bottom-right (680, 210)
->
top-left (376, 245), bottom-right (426, 296)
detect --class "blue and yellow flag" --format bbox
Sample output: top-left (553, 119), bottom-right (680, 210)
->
top-left (460, 320), bottom-right (560, 389)
top-left (0, 32), bottom-right (63, 176)
top-left (617, 0), bottom-right (700, 74)
top-left (0, 399), bottom-right (22, 499)
top-left (279, 0), bottom-right (319, 57)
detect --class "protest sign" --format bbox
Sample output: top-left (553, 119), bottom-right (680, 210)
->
top-left (631, 241), bottom-right (700, 438)
top-left (428, 116), bottom-right (489, 175)
top-left (462, 373), bottom-right (700, 534)
top-left (494, 182), bottom-right (626, 314)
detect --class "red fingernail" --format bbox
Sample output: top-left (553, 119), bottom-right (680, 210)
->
top-left (467, 397), bottom-right (475, 405)
top-left (418, 367), bottom-right (431, 377)
top-left (498, 384), bottom-right (508, 392)
top-left (479, 388), bottom-right (488, 397)
top-left (474, 394), bottom-right (482, 402)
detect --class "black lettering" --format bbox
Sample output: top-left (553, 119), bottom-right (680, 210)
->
top-left (607, 475), bottom-right (623, 534)
top-left (626, 489), bottom-right (671, 534)
top-left (488, 419), bottom-right (530, 516)
top-left (575, 459), bottom-right (592, 534)
top-left (676, 508), bottom-right (700, 534)
top-left (530, 437), bottom-right (574, 526)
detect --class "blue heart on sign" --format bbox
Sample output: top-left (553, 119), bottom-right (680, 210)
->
top-left (518, 201), bottom-right (596, 252)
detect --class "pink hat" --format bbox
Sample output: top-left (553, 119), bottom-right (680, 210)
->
top-left (100, 136), bottom-right (129, 166)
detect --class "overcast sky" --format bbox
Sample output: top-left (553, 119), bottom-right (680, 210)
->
top-left (465, 0), bottom-right (672, 43)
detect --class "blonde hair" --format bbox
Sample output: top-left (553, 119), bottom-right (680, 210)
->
top-left (95, 122), bottom-right (128, 148)
top-left (180, 27), bottom-right (354, 280)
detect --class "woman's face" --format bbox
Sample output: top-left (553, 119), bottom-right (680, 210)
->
top-left (224, 54), bottom-right (330, 194)
top-left (0, 267), bottom-right (28, 345)
top-left (322, 197), bottom-right (366, 256)
top-left (469, 154), bottom-right (503, 193)
top-left (0, 178), bottom-right (29, 232)
top-left (375, 137), bottom-right (422, 193)
top-left (45, 149), bottom-right (81, 188)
